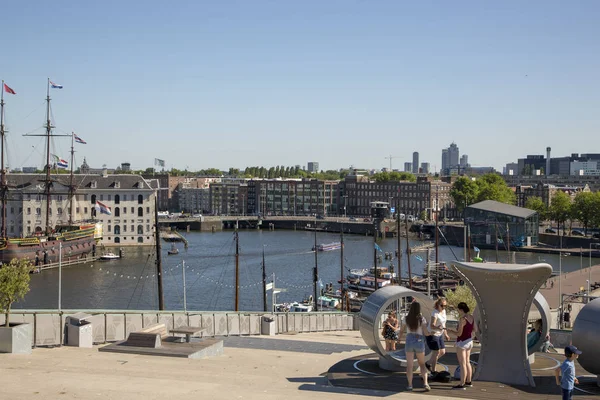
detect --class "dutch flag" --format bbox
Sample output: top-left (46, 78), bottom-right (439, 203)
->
top-left (52, 154), bottom-right (68, 169)
top-left (50, 81), bottom-right (63, 89)
top-left (73, 133), bottom-right (87, 144)
top-left (95, 201), bottom-right (112, 216)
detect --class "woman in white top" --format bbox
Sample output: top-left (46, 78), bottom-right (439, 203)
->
top-left (426, 297), bottom-right (450, 374)
top-left (398, 301), bottom-right (431, 392)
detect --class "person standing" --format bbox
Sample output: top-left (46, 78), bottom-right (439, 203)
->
top-left (555, 345), bottom-right (581, 400)
top-left (398, 301), bottom-right (431, 392)
top-left (382, 311), bottom-right (399, 351)
top-left (426, 297), bottom-right (450, 374)
top-left (449, 302), bottom-right (476, 390)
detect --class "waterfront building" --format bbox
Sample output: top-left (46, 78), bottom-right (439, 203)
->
top-left (343, 175), bottom-right (455, 219)
top-left (403, 162), bottom-right (412, 172)
top-left (465, 200), bottom-right (539, 247)
top-left (2, 173), bottom-right (156, 246)
top-left (307, 162), bottom-right (319, 173)
top-left (412, 152), bottom-right (419, 174)
top-left (173, 186), bottom-right (210, 214)
top-left (246, 179), bottom-right (338, 216)
top-left (210, 182), bottom-right (248, 215)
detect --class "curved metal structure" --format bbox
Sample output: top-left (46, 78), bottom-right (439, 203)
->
top-left (359, 285), bottom-right (433, 371)
top-left (572, 298), bottom-right (600, 385)
top-left (452, 262), bottom-right (552, 387)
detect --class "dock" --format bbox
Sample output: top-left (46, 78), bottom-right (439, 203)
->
top-left (38, 255), bottom-right (99, 271)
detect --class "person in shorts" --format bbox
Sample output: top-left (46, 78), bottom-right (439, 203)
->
top-left (426, 297), bottom-right (450, 374)
top-left (398, 301), bottom-right (431, 392)
top-left (555, 345), bottom-right (581, 400)
top-left (449, 302), bottom-right (476, 390)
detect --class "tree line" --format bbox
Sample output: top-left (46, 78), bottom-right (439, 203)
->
top-left (525, 191), bottom-right (600, 234)
top-left (450, 174), bottom-right (516, 211)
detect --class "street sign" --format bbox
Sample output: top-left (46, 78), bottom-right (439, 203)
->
top-left (391, 207), bottom-right (395, 213)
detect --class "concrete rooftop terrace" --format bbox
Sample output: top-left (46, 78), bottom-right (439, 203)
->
top-left (1, 331), bottom-right (456, 400)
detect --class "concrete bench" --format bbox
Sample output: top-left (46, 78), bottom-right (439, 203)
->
top-left (125, 323), bottom-right (169, 348)
top-left (169, 326), bottom-right (208, 343)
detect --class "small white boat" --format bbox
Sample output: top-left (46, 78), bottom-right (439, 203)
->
top-left (167, 244), bottom-right (179, 255)
top-left (99, 252), bottom-right (120, 260)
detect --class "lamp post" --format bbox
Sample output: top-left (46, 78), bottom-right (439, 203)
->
top-left (343, 195), bottom-right (348, 218)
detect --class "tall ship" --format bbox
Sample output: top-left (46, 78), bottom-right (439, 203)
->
top-left (0, 79), bottom-right (101, 265)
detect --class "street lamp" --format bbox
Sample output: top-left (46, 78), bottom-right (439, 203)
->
top-left (343, 195), bottom-right (348, 218)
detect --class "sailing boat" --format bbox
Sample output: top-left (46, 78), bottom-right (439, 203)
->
top-left (0, 79), bottom-right (100, 265)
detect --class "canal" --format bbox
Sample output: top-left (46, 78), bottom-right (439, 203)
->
top-left (15, 230), bottom-right (590, 311)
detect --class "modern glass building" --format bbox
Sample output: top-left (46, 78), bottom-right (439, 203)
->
top-left (465, 200), bottom-right (539, 248)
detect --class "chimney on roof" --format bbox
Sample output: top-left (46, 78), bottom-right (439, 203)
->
top-left (546, 147), bottom-right (551, 176)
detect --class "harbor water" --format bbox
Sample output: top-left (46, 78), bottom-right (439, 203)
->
top-left (16, 230), bottom-right (590, 311)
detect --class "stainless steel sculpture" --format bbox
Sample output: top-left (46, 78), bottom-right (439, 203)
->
top-left (572, 298), bottom-right (600, 386)
top-left (452, 262), bottom-right (552, 387)
top-left (359, 285), bottom-right (433, 371)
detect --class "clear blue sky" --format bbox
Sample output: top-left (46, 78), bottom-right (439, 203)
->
top-left (2, 1), bottom-right (599, 173)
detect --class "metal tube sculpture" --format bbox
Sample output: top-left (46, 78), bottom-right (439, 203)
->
top-left (452, 262), bottom-right (552, 387)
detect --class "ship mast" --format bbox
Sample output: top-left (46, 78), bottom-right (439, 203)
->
top-left (0, 81), bottom-right (7, 238)
top-left (68, 132), bottom-right (75, 224)
top-left (44, 78), bottom-right (52, 235)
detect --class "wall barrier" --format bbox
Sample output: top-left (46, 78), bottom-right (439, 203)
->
top-left (1, 310), bottom-right (358, 347)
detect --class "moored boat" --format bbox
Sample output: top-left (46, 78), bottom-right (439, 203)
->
top-left (312, 242), bottom-right (342, 252)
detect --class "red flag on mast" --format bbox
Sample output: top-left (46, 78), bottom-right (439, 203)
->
top-left (3, 83), bottom-right (16, 95)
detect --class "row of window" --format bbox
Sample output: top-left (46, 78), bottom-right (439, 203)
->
top-left (90, 194), bottom-right (146, 205)
top-left (106, 225), bottom-right (150, 234)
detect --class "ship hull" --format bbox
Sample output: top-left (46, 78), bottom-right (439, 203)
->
top-left (0, 236), bottom-right (97, 265)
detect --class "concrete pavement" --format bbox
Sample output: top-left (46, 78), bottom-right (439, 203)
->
top-left (0, 331), bottom-right (465, 400)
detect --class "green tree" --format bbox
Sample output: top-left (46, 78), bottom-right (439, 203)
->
top-left (372, 171), bottom-right (416, 183)
top-left (450, 176), bottom-right (479, 212)
top-left (571, 192), bottom-right (596, 235)
top-left (444, 284), bottom-right (476, 317)
top-left (525, 196), bottom-right (547, 222)
top-left (549, 191), bottom-right (572, 233)
top-left (0, 258), bottom-right (33, 327)
top-left (475, 173), bottom-right (515, 205)
top-left (419, 210), bottom-right (428, 222)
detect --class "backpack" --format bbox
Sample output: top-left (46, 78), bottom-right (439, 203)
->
top-left (454, 365), bottom-right (461, 380)
top-left (432, 371), bottom-right (452, 383)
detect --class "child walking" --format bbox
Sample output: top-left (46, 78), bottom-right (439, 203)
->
top-left (554, 345), bottom-right (581, 400)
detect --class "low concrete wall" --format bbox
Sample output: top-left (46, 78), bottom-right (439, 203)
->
top-left (0, 310), bottom-right (358, 347)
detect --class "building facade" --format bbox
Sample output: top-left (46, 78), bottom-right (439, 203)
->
top-left (412, 152), bottom-right (419, 174)
top-left (2, 173), bottom-right (156, 246)
top-left (307, 162), bottom-right (319, 173)
top-left (343, 175), bottom-right (455, 219)
top-left (404, 162), bottom-right (412, 173)
top-left (246, 179), bottom-right (338, 217)
top-left (420, 162), bottom-right (430, 174)
top-left (465, 200), bottom-right (539, 248)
